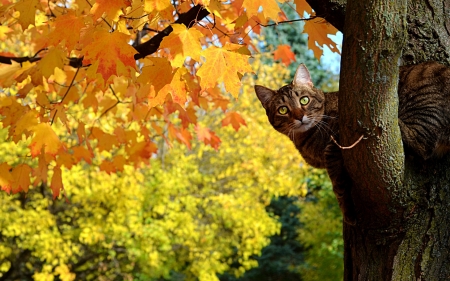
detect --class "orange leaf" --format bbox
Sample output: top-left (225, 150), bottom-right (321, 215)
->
top-left (11, 164), bottom-right (31, 193)
top-left (160, 24), bottom-right (203, 67)
top-left (222, 111), bottom-right (247, 131)
top-left (83, 29), bottom-right (137, 83)
top-left (137, 57), bottom-right (173, 94)
top-left (72, 146), bottom-right (94, 164)
top-left (33, 153), bottom-right (48, 185)
top-left (51, 165), bottom-right (64, 199)
top-left (47, 10), bottom-right (85, 51)
top-left (303, 18), bottom-right (339, 61)
top-left (273, 44), bottom-right (296, 66)
top-left (100, 160), bottom-right (116, 174)
top-left (90, 0), bottom-right (131, 21)
top-left (294, 0), bottom-right (312, 15)
top-left (195, 124), bottom-right (221, 150)
top-left (29, 123), bottom-right (63, 157)
top-left (0, 162), bottom-right (13, 193)
top-left (197, 43), bottom-right (252, 98)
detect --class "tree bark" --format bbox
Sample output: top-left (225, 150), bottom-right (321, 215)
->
top-left (316, 0), bottom-right (450, 280)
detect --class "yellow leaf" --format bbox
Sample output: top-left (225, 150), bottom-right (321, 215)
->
top-left (38, 47), bottom-right (66, 78)
top-left (90, 0), bottom-right (131, 22)
top-left (14, 0), bottom-right (41, 30)
top-left (242, 0), bottom-right (281, 21)
top-left (160, 24), bottom-right (204, 67)
top-left (197, 43), bottom-right (252, 98)
top-left (29, 123), bottom-right (63, 157)
top-left (0, 26), bottom-right (12, 40)
top-left (160, 67), bottom-right (188, 106)
top-left (144, 0), bottom-right (174, 20)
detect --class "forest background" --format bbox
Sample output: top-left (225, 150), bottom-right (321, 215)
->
top-left (0, 1), bottom-right (343, 280)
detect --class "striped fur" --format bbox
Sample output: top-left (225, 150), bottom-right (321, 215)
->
top-left (255, 61), bottom-right (450, 224)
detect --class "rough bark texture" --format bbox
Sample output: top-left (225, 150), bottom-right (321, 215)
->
top-left (316, 0), bottom-right (450, 280)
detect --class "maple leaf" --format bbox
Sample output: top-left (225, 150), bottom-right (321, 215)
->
top-left (38, 47), bottom-right (66, 78)
top-left (29, 123), bottom-right (63, 157)
top-left (242, 0), bottom-right (281, 21)
top-left (273, 44), bottom-right (296, 66)
top-left (294, 0), bottom-right (312, 15)
top-left (90, 0), bottom-right (131, 22)
top-left (51, 165), bottom-right (64, 199)
top-left (303, 18), bottom-right (339, 61)
top-left (137, 57), bottom-right (173, 94)
top-left (195, 124), bottom-right (221, 150)
top-left (11, 164), bottom-right (31, 193)
top-left (47, 10), bottom-right (85, 51)
top-left (222, 112), bottom-right (247, 131)
top-left (160, 67), bottom-right (188, 106)
top-left (14, 0), bottom-right (41, 30)
top-left (0, 162), bottom-right (13, 193)
top-left (82, 29), bottom-right (137, 83)
top-left (33, 153), bottom-right (48, 185)
top-left (160, 24), bottom-right (203, 67)
top-left (0, 26), bottom-right (12, 40)
top-left (197, 43), bottom-right (253, 98)
top-left (144, 0), bottom-right (175, 21)
top-left (72, 146), bottom-right (94, 164)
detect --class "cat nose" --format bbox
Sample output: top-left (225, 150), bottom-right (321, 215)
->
top-left (292, 108), bottom-right (303, 121)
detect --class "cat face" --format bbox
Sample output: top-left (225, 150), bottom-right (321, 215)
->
top-left (255, 64), bottom-right (325, 137)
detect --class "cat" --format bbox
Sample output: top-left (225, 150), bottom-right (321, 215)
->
top-left (254, 62), bottom-right (450, 224)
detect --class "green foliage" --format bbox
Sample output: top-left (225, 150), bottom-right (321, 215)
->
top-left (298, 170), bottom-right (344, 281)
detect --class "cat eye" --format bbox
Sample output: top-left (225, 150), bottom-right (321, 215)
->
top-left (278, 106), bottom-right (288, 115)
top-left (300, 96), bottom-right (310, 105)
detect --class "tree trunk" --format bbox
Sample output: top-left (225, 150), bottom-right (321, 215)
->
top-left (307, 0), bottom-right (450, 280)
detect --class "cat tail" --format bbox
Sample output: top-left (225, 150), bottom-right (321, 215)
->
top-left (325, 142), bottom-right (357, 225)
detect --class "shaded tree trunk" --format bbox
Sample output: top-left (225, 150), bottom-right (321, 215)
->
top-left (306, 0), bottom-right (450, 280)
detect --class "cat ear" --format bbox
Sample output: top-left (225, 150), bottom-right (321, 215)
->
top-left (293, 64), bottom-right (314, 88)
top-left (254, 85), bottom-right (275, 108)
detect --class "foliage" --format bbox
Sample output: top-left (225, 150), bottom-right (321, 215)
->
top-left (298, 170), bottom-right (344, 281)
top-left (0, 0), bottom-right (338, 194)
top-left (0, 61), bottom-right (311, 280)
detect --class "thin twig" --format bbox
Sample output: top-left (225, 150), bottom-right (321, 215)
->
top-left (331, 134), bottom-right (365, 150)
top-left (257, 16), bottom-right (320, 27)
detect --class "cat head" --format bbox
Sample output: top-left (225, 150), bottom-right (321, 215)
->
top-left (254, 64), bottom-right (325, 135)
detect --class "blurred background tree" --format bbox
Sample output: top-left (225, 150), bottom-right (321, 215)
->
top-left (0, 4), bottom-right (343, 281)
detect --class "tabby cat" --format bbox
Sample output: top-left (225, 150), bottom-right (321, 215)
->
top-left (255, 62), bottom-right (450, 224)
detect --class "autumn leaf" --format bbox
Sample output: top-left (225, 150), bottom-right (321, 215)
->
top-left (273, 44), bottom-right (296, 66)
top-left (90, 0), bottom-right (131, 22)
top-left (0, 162), bottom-right (13, 193)
top-left (38, 47), bottom-right (66, 78)
top-left (303, 18), bottom-right (339, 61)
top-left (195, 124), bottom-right (221, 150)
top-left (82, 29), bottom-right (137, 83)
top-left (11, 164), bottom-right (31, 193)
top-left (137, 57), bottom-right (173, 94)
top-left (294, 0), bottom-right (312, 15)
top-left (197, 43), bottom-right (253, 98)
top-left (222, 112), bottom-right (247, 131)
top-left (160, 24), bottom-right (204, 67)
top-left (29, 123), bottom-right (63, 157)
top-left (14, 0), bottom-right (41, 30)
top-left (47, 10), bottom-right (85, 51)
top-left (242, 0), bottom-right (281, 21)
top-left (144, 0), bottom-right (175, 20)
top-left (51, 165), bottom-right (64, 199)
